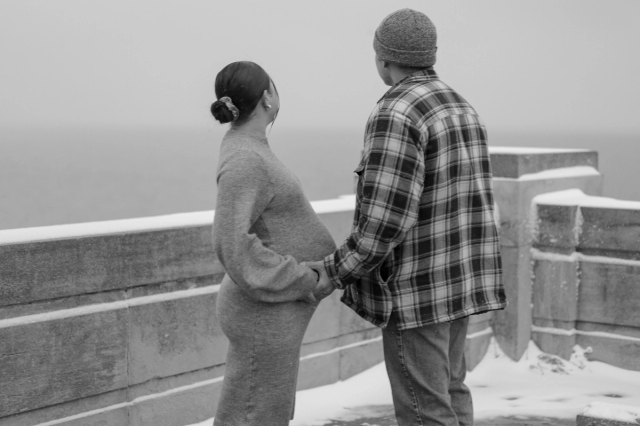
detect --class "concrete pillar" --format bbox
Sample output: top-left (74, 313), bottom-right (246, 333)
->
top-left (489, 147), bottom-right (603, 360)
top-left (531, 191), bottom-right (640, 370)
top-left (530, 202), bottom-right (581, 359)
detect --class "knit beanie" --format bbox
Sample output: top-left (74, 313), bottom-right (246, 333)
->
top-left (373, 8), bottom-right (437, 68)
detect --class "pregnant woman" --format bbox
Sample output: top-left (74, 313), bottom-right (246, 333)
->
top-left (210, 61), bottom-right (337, 426)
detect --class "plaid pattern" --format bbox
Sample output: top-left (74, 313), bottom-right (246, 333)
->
top-left (324, 69), bottom-right (506, 330)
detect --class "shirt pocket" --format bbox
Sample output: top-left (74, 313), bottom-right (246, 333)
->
top-left (354, 163), bottom-right (365, 202)
top-left (376, 247), bottom-right (396, 284)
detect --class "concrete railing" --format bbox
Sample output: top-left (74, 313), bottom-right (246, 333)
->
top-left (531, 190), bottom-right (640, 370)
top-left (0, 191), bottom-right (499, 426)
top-left (0, 196), bottom-right (382, 426)
top-left (489, 147), bottom-right (603, 360)
top-left (3, 145), bottom-right (633, 426)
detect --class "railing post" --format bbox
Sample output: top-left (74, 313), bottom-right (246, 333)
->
top-left (531, 190), bottom-right (640, 370)
top-left (489, 147), bottom-right (602, 360)
top-left (531, 198), bottom-right (582, 359)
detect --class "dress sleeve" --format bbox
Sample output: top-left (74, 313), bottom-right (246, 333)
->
top-left (213, 149), bottom-right (317, 303)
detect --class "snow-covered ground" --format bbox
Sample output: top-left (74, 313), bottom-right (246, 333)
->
top-left (185, 339), bottom-right (640, 426)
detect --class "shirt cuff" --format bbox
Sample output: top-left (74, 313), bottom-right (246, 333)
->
top-left (324, 253), bottom-right (346, 290)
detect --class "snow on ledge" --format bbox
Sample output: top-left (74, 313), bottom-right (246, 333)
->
top-left (489, 146), bottom-right (590, 154)
top-left (533, 189), bottom-right (640, 210)
top-left (582, 401), bottom-right (640, 423)
top-left (531, 324), bottom-right (640, 344)
top-left (511, 166), bottom-right (600, 181)
top-left (531, 248), bottom-right (640, 268)
top-left (309, 194), bottom-right (356, 214)
top-left (0, 211), bottom-right (215, 246)
top-left (0, 195), bottom-right (356, 246)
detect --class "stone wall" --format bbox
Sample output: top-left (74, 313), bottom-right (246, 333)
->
top-left (0, 191), bottom-right (498, 426)
top-left (531, 190), bottom-right (640, 371)
top-left (2, 146), bottom-right (630, 426)
top-left (0, 197), bottom-right (383, 426)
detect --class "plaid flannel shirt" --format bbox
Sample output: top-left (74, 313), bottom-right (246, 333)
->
top-left (324, 69), bottom-right (506, 330)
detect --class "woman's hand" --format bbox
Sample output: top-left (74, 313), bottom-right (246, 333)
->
top-left (298, 263), bottom-right (320, 304)
top-left (298, 290), bottom-right (317, 304)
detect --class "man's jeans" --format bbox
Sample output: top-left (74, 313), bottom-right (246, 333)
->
top-left (382, 312), bottom-right (472, 426)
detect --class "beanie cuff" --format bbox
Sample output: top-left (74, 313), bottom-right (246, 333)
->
top-left (374, 34), bottom-right (436, 68)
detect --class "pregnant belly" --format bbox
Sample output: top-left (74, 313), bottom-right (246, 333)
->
top-left (269, 228), bottom-right (338, 263)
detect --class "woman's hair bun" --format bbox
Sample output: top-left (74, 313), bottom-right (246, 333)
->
top-left (211, 100), bottom-right (235, 124)
top-left (212, 61), bottom-right (272, 125)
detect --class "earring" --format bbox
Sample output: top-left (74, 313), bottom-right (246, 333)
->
top-left (264, 103), bottom-right (272, 109)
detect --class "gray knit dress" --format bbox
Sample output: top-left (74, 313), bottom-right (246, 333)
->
top-left (212, 129), bottom-right (337, 426)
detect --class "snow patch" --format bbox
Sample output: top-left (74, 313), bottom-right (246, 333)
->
top-left (527, 344), bottom-right (588, 376)
top-left (579, 254), bottom-right (640, 267)
top-left (529, 197), bottom-right (541, 243)
top-left (299, 336), bottom-right (382, 361)
top-left (531, 325), bottom-right (640, 344)
top-left (183, 337), bottom-right (640, 426)
top-left (309, 194), bottom-right (356, 214)
top-left (534, 189), bottom-right (640, 210)
top-left (533, 189), bottom-right (588, 206)
top-left (582, 401), bottom-right (640, 423)
top-left (492, 201), bottom-right (501, 229)
top-left (464, 339), bottom-right (640, 420)
top-left (531, 248), bottom-right (640, 268)
top-left (0, 195), bottom-right (356, 246)
top-left (518, 166), bottom-right (600, 181)
top-left (0, 285), bottom-right (221, 330)
top-left (0, 210), bottom-right (215, 246)
top-left (466, 327), bottom-right (493, 340)
top-left (570, 345), bottom-right (593, 370)
top-left (489, 147), bottom-right (590, 154)
top-left (531, 248), bottom-right (580, 263)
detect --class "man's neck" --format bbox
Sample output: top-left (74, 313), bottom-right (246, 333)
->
top-left (388, 66), bottom-right (433, 86)
top-left (389, 68), bottom-right (414, 86)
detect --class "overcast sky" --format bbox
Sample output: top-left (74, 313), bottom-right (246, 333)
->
top-left (1, 0), bottom-right (639, 134)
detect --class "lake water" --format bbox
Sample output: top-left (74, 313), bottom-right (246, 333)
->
top-left (1, 126), bottom-right (638, 231)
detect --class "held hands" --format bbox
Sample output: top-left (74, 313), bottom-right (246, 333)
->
top-left (304, 261), bottom-right (336, 302)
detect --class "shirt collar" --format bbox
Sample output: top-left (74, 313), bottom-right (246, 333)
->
top-left (377, 68), bottom-right (439, 103)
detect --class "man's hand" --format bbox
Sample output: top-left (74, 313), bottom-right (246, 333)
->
top-left (305, 261), bottom-right (336, 301)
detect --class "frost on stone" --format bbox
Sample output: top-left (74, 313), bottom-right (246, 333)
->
top-left (518, 166), bottom-right (600, 181)
top-left (570, 345), bottom-right (593, 370)
top-left (527, 343), bottom-right (593, 375)
top-left (573, 206), bottom-right (584, 246)
top-left (582, 401), bottom-right (640, 423)
top-left (575, 260), bottom-right (582, 292)
top-left (529, 200), bottom-right (541, 245)
top-left (492, 201), bottom-right (501, 231)
top-left (529, 353), bottom-right (571, 375)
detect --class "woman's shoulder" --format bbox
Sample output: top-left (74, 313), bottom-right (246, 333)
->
top-left (218, 138), bottom-right (272, 185)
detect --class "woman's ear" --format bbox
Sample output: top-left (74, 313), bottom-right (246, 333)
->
top-left (262, 90), bottom-right (272, 109)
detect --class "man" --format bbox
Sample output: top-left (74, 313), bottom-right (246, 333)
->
top-left (309, 8), bottom-right (507, 426)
